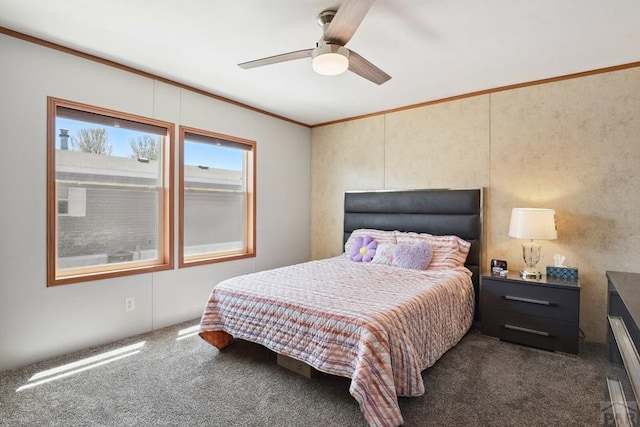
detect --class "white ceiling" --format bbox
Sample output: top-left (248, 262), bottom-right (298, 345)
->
top-left (1, 0), bottom-right (638, 126)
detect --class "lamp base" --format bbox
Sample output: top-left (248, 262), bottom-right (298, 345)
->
top-left (520, 269), bottom-right (542, 280)
top-left (520, 240), bottom-right (542, 280)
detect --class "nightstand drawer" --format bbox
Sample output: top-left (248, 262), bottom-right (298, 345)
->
top-left (482, 278), bottom-right (578, 322)
top-left (483, 310), bottom-right (579, 354)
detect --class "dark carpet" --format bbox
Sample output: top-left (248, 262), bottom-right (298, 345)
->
top-left (0, 320), bottom-right (612, 426)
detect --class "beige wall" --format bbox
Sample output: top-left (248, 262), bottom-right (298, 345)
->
top-left (310, 66), bottom-right (640, 343)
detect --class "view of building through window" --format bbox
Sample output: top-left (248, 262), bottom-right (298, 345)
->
top-left (55, 118), bottom-right (163, 268)
top-left (48, 98), bottom-right (254, 284)
top-left (49, 98), bottom-right (173, 284)
top-left (180, 127), bottom-right (255, 265)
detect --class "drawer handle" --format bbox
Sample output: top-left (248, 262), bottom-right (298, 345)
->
top-left (503, 295), bottom-right (552, 306)
top-left (503, 323), bottom-right (550, 337)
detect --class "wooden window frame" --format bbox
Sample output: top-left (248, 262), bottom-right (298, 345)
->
top-left (178, 125), bottom-right (256, 268)
top-left (47, 97), bottom-right (174, 286)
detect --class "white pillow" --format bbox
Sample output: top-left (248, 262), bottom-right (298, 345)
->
top-left (370, 243), bottom-right (396, 265)
top-left (344, 229), bottom-right (396, 255)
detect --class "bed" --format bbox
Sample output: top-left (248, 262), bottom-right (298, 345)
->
top-left (199, 189), bottom-right (482, 427)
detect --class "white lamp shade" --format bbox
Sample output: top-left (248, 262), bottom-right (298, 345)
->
top-left (312, 44), bottom-right (349, 76)
top-left (508, 208), bottom-right (557, 240)
top-left (312, 52), bottom-right (349, 75)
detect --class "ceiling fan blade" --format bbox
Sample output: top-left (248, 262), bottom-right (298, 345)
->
top-left (323, 0), bottom-right (375, 45)
top-left (238, 49), bottom-right (314, 69)
top-left (348, 50), bottom-right (391, 85)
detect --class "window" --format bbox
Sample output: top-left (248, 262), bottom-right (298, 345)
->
top-left (58, 187), bottom-right (86, 217)
top-left (47, 97), bottom-right (174, 285)
top-left (179, 126), bottom-right (255, 267)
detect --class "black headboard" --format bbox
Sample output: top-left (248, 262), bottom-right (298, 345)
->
top-left (343, 189), bottom-right (483, 320)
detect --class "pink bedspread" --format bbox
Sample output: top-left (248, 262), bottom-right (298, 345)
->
top-left (199, 256), bottom-right (474, 427)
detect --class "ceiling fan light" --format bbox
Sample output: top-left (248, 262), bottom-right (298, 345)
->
top-left (312, 45), bottom-right (349, 76)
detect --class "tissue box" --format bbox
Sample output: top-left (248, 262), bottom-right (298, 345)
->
top-left (546, 266), bottom-right (579, 280)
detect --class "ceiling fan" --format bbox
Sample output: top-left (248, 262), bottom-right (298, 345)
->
top-left (238, 0), bottom-right (391, 85)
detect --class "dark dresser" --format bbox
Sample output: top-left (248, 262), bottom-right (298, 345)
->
top-left (606, 271), bottom-right (640, 425)
top-left (481, 272), bottom-right (580, 354)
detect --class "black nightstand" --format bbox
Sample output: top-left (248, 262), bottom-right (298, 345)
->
top-left (481, 273), bottom-right (580, 354)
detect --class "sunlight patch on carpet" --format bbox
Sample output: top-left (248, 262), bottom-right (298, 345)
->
top-left (16, 341), bottom-right (146, 392)
top-left (176, 324), bottom-right (200, 341)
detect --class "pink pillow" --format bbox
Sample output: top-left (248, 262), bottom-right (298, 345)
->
top-left (345, 229), bottom-right (396, 255)
top-left (392, 242), bottom-right (433, 270)
top-left (395, 232), bottom-right (470, 270)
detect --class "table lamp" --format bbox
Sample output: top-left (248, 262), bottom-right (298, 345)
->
top-left (508, 208), bottom-right (557, 279)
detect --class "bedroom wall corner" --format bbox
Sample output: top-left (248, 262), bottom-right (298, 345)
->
top-left (310, 116), bottom-right (385, 260)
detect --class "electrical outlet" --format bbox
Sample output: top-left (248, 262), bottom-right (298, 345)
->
top-left (125, 297), bottom-right (135, 312)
